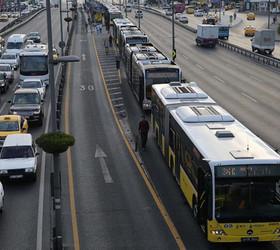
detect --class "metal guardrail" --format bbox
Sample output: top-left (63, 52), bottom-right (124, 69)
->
top-left (142, 7), bottom-right (280, 69)
top-left (0, 8), bottom-right (46, 37)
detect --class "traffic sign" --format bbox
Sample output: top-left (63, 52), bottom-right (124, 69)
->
top-left (59, 41), bottom-right (65, 49)
top-left (172, 49), bottom-right (176, 60)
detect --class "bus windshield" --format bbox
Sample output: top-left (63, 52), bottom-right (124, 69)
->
top-left (7, 42), bottom-right (23, 50)
top-left (20, 55), bottom-right (48, 76)
top-left (146, 68), bottom-right (180, 85)
top-left (215, 178), bottom-right (280, 222)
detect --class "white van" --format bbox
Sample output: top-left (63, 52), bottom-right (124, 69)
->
top-left (5, 34), bottom-right (28, 55)
top-left (0, 134), bottom-right (38, 181)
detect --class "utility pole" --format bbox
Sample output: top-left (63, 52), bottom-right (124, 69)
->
top-left (138, 0), bottom-right (140, 29)
top-left (268, 0), bottom-right (271, 28)
top-left (59, 0), bottom-right (64, 56)
top-left (172, 0), bottom-right (176, 61)
top-left (125, 0), bottom-right (127, 17)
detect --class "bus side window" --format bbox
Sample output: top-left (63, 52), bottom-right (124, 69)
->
top-left (169, 128), bottom-right (175, 151)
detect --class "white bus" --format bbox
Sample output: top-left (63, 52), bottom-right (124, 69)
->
top-left (5, 34), bottom-right (28, 55)
top-left (19, 44), bottom-right (49, 86)
top-left (151, 87), bottom-right (280, 243)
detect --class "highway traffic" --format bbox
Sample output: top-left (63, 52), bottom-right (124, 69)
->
top-left (0, 8), bottom-right (67, 250)
top-left (0, 2), bottom-right (279, 250)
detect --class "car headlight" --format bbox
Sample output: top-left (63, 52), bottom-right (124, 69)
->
top-left (25, 168), bottom-right (35, 173)
top-left (211, 230), bottom-right (226, 235)
top-left (43, 80), bottom-right (49, 86)
top-left (0, 83), bottom-right (5, 86)
top-left (0, 170), bottom-right (8, 174)
top-left (12, 111), bottom-right (18, 115)
top-left (33, 109), bottom-right (40, 114)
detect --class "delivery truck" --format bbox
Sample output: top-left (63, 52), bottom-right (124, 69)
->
top-left (196, 24), bottom-right (219, 48)
top-left (251, 29), bottom-right (275, 55)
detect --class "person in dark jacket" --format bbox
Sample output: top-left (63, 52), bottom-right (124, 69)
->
top-left (138, 115), bottom-right (149, 149)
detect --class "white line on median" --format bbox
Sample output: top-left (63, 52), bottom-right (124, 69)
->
top-left (213, 75), bottom-right (225, 84)
top-left (36, 64), bottom-right (62, 250)
top-left (195, 63), bottom-right (205, 70)
top-left (241, 92), bottom-right (258, 103)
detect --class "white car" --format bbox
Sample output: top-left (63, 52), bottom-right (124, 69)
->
top-left (0, 134), bottom-right (38, 181)
top-left (175, 13), bottom-right (182, 19)
top-left (0, 181), bottom-right (3, 212)
top-left (0, 64), bottom-right (14, 83)
top-left (165, 9), bottom-right (172, 16)
top-left (0, 53), bottom-right (19, 70)
top-left (19, 79), bottom-right (46, 100)
top-left (194, 9), bottom-right (204, 17)
top-left (179, 14), bottom-right (188, 23)
top-left (135, 10), bottom-right (143, 18)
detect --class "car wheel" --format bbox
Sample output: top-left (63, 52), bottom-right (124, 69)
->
top-left (31, 173), bottom-right (37, 182)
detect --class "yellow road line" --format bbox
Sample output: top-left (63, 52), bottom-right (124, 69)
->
top-left (64, 50), bottom-right (80, 250)
top-left (92, 36), bottom-right (186, 250)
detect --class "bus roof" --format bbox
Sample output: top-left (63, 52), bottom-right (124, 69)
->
top-left (170, 105), bottom-right (280, 165)
top-left (125, 43), bottom-right (158, 54)
top-left (133, 51), bottom-right (168, 61)
top-left (20, 44), bottom-right (48, 56)
top-left (152, 82), bottom-right (216, 106)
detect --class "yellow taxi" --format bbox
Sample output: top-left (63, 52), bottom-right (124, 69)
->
top-left (247, 12), bottom-right (255, 20)
top-left (186, 6), bottom-right (195, 14)
top-left (244, 25), bottom-right (256, 36)
top-left (0, 115), bottom-right (28, 146)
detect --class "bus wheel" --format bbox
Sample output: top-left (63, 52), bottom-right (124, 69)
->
top-left (192, 197), bottom-right (198, 219)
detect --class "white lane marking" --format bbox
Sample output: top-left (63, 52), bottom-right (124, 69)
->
top-left (213, 75), bottom-right (225, 83)
top-left (182, 54), bottom-right (189, 60)
top-left (36, 64), bottom-right (61, 250)
top-left (0, 101), bottom-right (7, 115)
top-left (241, 92), bottom-right (258, 103)
top-left (95, 145), bottom-right (113, 183)
top-left (82, 54), bottom-right (86, 61)
top-left (195, 63), bottom-right (205, 70)
top-left (80, 39), bottom-right (87, 42)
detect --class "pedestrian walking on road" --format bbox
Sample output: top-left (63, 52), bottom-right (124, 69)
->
top-left (109, 34), bottom-right (113, 47)
top-left (104, 38), bottom-right (109, 55)
top-left (233, 11), bottom-right (237, 20)
top-left (138, 115), bottom-right (149, 149)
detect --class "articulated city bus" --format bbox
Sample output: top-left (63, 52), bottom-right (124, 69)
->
top-left (151, 85), bottom-right (280, 243)
top-left (112, 18), bottom-right (135, 45)
top-left (124, 43), bottom-right (157, 78)
top-left (130, 53), bottom-right (181, 110)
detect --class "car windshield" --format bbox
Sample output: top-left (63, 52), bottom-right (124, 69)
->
top-left (215, 178), bottom-right (280, 222)
top-left (0, 65), bottom-right (10, 71)
top-left (1, 54), bottom-right (16, 59)
top-left (0, 121), bottom-right (19, 131)
top-left (1, 145), bottom-right (33, 159)
top-left (29, 32), bottom-right (39, 36)
top-left (19, 55), bottom-right (48, 75)
top-left (13, 93), bottom-right (40, 104)
top-left (6, 42), bottom-right (23, 50)
top-left (22, 81), bottom-right (42, 88)
top-left (0, 74), bottom-right (5, 80)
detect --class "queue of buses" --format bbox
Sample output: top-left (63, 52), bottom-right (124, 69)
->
top-left (100, 2), bottom-right (280, 244)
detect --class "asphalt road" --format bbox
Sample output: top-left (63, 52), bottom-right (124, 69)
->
top-left (128, 11), bottom-right (280, 151)
top-left (60, 10), bottom-right (180, 249)
top-left (0, 8), bottom-right (67, 250)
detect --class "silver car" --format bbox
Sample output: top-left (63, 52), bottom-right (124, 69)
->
top-left (0, 64), bottom-right (14, 83)
top-left (0, 53), bottom-right (19, 70)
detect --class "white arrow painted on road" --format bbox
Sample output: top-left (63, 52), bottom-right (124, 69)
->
top-left (95, 144), bottom-right (113, 183)
top-left (82, 54), bottom-right (86, 61)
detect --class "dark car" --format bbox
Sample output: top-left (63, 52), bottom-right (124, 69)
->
top-left (0, 73), bottom-right (9, 93)
top-left (9, 88), bottom-right (44, 125)
top-left (27, 32), bottom-right (41, 43)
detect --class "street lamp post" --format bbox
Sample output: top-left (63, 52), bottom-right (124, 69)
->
top-left (138, 0), bottom-right (140, 29)
top-left (59, 0), bottom-right (64, 56)
top-left (268, 0), bottom-right (271, 28)
top-left (172, 0), bottom-right (176, 62)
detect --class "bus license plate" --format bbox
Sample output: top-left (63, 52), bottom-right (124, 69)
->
top-left (241, 237), bottom-right (259, 242)
top-left (10, 175), bottom-right (23, 179)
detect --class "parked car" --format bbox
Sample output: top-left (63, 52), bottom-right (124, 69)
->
top-left (0, 134), bottom-right (38, 181)
top-left (9, 88), bottom-right (44, 125)
top-left (0, 14), bottom-right (9, 22)
top-left (194, 9), bottom-right (204, 17)
top-left (165, 8), bottom-right (172, 16)
top-left (135, 10), bottom-right (143, 18)
top-left (247, 12), bottom-right (255, 20)
top-left (0, 64), bottom-right (14, 83)
top-left (27, 32), bottom-right (41, 43)
top-left (179, 14), bottom-right (188, 23)
top-left (0, 115), bottom-right (28, 147)
top-left (0, 73), bottom-right (9, 93)
top-left (0, 53), bottom-right (19, 70)
top-left (0, 181), bottom-right (4, 212)
top-left (18, 79), bottom-right (46, 100)
top-left (244, 25), bottom-right (256, 37)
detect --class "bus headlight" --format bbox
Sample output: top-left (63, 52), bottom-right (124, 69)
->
top-left (211, 230), bottom-right (226, 235)
top-left (274, 228), bottom-right (280, 234)
top-left (25, 168), bottom-right (35, 173)
top-left (0, 170), bottom-right (8, 174)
